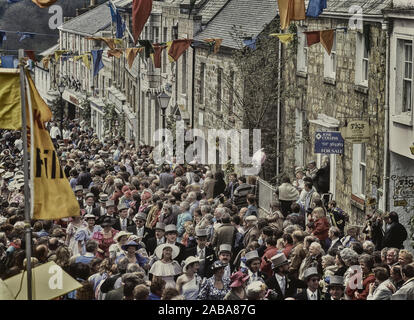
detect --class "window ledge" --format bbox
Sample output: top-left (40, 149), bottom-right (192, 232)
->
top-left (354, 84), bottom-right (368, 95)
top-left (392, 114), bottom-right (413, 127)
top-left (323, 77), bottom-right (336, 86)
top-left (296, 70), bottom-right (308, 79)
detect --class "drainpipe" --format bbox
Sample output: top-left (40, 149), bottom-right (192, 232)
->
top-left (276, 37), bottom-right (282, 185)
top-left (191, 46), bottom-right (196, 130)
top-left (382, 20), bottom-right (390, 213)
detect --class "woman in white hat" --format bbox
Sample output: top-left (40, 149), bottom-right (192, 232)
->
top-left (176, 256), bottom-right (201, 300)
top-left (66, 215), bottom-right (87, 256)
top-left (74, 214), bottom-right (102, 255)
top-left (149, 243), bottom-right (182, 289)
top-left (108, 230), bottom-right (132, 262)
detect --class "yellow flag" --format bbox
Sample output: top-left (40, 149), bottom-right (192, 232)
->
top-left (0, 70), bottom-right (21, 130)
top-left (82, 54), bottom-right (91, 69)
top-left (54, 50), bottom-right (67, 61)
top-left (270, 33), bottom-right (295, 44)
top-left (166, 41), bottom-right (174, 63)
top-left (26, 73), bottom-right (80, 220)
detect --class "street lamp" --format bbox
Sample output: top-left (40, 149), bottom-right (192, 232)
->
top-left (158, 91), bottom-right (170, 132)
top-left (58, 82), bottom-right (65, 138)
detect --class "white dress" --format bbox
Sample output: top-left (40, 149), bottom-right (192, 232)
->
top-left (182, 275), bottom-right (202, 300)
top-left (149, 260), bottom-right (182, 289)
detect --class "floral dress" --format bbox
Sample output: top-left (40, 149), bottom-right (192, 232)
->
top-left (92, 228), bottom-right (119, 259)
top-left (66, 221), bottom-right (88, 256)
top-left (197, 276), bottom-right (230, 300)
top-left (74, 225), bottom-right (102, 255)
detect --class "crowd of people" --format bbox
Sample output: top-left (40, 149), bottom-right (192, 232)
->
top-left (0, 120), bottom-right (413, 300)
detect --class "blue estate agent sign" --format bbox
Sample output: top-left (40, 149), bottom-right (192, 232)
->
top-left (314, 131), bottom-right (344, 154)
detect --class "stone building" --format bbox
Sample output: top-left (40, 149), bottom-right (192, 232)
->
top-left (281, 0), bottom-right (391, 227)
top-left (193, 0), bottom-right (278, 176)
top-left (384, 0), bottom-right (414, 248)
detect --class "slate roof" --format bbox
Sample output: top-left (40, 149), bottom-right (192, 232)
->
top-left (198, 0), bottom-right (230, 24)
top-left (60, 2), bottom-right (112, 35)
top-left (322, 0), bottom-right (392, 16)
top-left (195, 0), bottom-right (277, 49)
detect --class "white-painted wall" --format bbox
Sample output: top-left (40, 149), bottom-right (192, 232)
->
top-left (389, 19), bottom-right (414, 159)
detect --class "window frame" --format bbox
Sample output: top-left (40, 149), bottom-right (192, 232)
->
top-left (297, 27), bottom-right (308, 74)
top-left (393, 36), bottom-right (414, 126)
top-left (324, 34), bottom-right (337, 80)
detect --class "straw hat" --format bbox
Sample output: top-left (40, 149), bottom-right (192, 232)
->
top-left (114, 231), bottom-right (132, 242)
top-left (154, 243), bottom-right (180, 260)
top-left (182, 256), bottom-right (200, 273)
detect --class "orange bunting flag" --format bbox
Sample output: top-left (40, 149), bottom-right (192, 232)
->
top-left (107, 49), bottom-right (124, 58)
top-left (278, 0), bottom-right (306, 30)
top-left (304, 29), bottom-right (336, 55)
top-left (304, 31), bottom-right (320, 46)
top-left (320, 29), bottom-right (335, 55)
top-left (86, 37), bottom-right (117, 50)
top-left (132, 0), bottom-right (153, 44)
top-left (204, 38), bottom-right (222, 54)
top-left (126, 48), bottom-right (143, 68)
top-left (151, 44), bottom-right (167, 68)
top-left (168, 39), bottom-right (193, 62)
top-left (32, 0), bottom-right (58, 8)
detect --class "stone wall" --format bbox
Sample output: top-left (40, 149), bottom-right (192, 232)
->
top-left (282, 18), bottom-right (386, 226)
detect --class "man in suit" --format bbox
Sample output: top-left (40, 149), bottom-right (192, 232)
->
top-left (327, 226), bottom-right (342, 252)
top-left (214, 244), bottom-right (235, 279)
top-left (146, 222), bottom-right (166, 256)
top-left (92, 193), bottom-right (109, 218)
top-left (265, 253), bottom-right (302, 300)
top-left (224, 172), bottom-right (238, 201)
top-left (243, 215), bottom-right (260, 248)
top-left (127, 212), bottom-right (154, 246)
top-left (382, 211), bottom-right (408, 249)
top-left (245, 250), bottom-right (268, 284)
top-left (83, 192), bottom-right (96, 215)
top-left (159, 165), bottom-right (175, 189)
top-left (202, 171), bottom-right (216, 200)
top-left (164, 224), bottom-right (185, 263)
top-left (184, 227), bottom-right (215, 279)
top-left (74, 185), bottom-right (84, 209)
top-left (96, 200), bottom-right (118, 226)
top-left (113, 203), bottom-right (133, 231)
top-left (293, 267), bottom-right (323, 300)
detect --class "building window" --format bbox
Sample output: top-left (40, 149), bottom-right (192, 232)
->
top-left (153, 27), bottom-right (159, 43)
top-left (403, 41), bottom-right (412, 113)
top-left (297, 27), bottom-right (308, 73)
top-left (182, 51), bottom-right (187, 94)
top-left (199, 63), bottom-right (205, 104)
top-left (217, 68), bottom-right (222, 112)
top-left (395, 39), bottom-right (413, 121)
top-left (229, 70), bottom-right (235, 114)
top-left (352, 143), bottom-right (366, 198)
top-left (324, 34), bottom-right (336, 79)
top-left (356, 32), bottom-right (369, 86)
top-left (144, 26), bottom-right (148, 40)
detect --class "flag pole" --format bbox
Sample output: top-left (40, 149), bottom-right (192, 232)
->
top-left (18, 49), bottom-right (33, 300)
